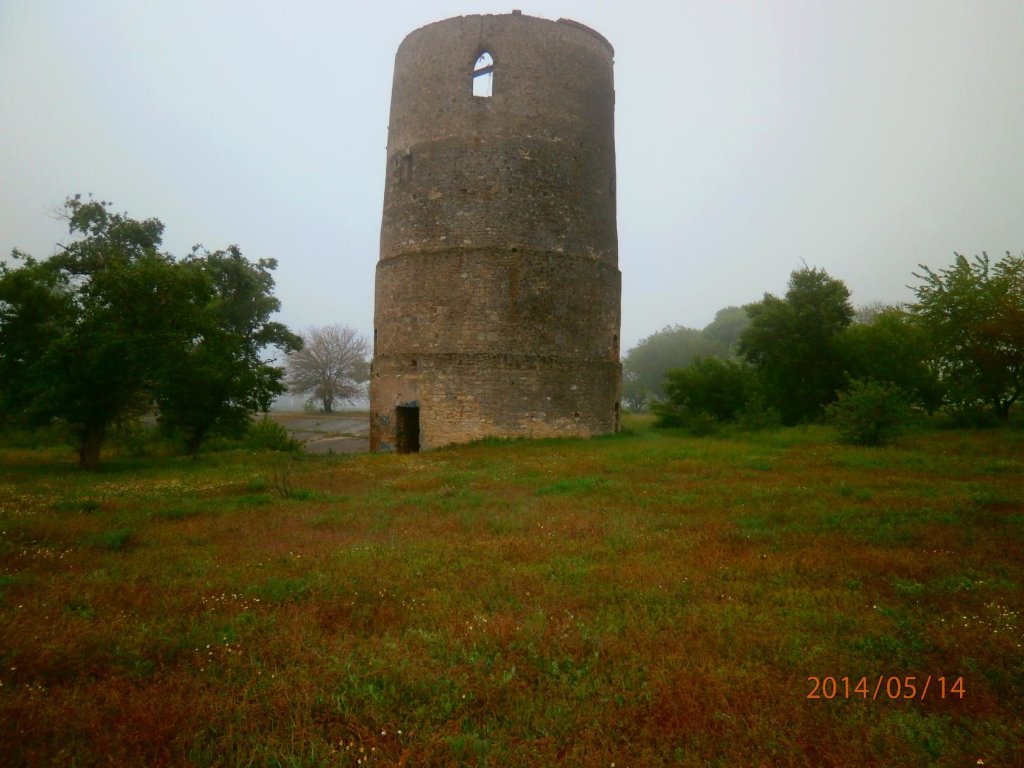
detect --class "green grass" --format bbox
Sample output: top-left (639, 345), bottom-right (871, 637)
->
top-left (0, 419), bottom-right (1021, 766)
top-left (83, 527), bottom-right (134, 551)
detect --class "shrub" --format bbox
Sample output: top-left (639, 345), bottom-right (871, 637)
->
top-left (269, 455), bottom-right (298, 499)
top-left (943, 402), bottom-right (1002, 429)
top-left (826, 378), bottom-right (914, 446)
top-left (650, 400), bottom-right (686, 428)
top-left (110, 418), bottom-right (172, 458)
top-left (684, 411), bottom-right (721, 436)
top-left (0, 422), bottom-right (75, 449)
top-left (243, 417), bottom-right (301, 453)
top-left (653, 356), bottom-right (759, 431)
top-left (735, 393), bottom-right (782, 432)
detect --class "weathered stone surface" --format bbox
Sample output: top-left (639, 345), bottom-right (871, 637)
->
top-left (371, 13), bottom-right (621, 452)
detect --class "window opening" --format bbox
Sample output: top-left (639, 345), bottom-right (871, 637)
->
top-left (473, 52), bottom-right (493, 98)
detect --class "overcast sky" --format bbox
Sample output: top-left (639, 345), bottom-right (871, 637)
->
top-left (2, 1), bottom-right (1022, 351)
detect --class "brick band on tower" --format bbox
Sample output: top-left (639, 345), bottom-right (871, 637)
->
top-left (370, 12), bottom-right (621, 452)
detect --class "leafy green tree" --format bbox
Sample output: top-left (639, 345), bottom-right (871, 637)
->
top-left (738, 267), bottom-right (854, 424)
top-left (841, 307), bottom-right (944, 413)
top-left (621, 325), bottom-right (727, 411)
top-left (0, 196), bottom-right (298, 468)
top-left (0, 252), bottom-right (74, 427)
top-left (911, 252), bottom-right (1024, 421)
top-left (155, 246), bottom-right (301, 454)
top-left (653, 356), bottom-right (758, 427)
top-left (0, 197), bottom-right (205, 468)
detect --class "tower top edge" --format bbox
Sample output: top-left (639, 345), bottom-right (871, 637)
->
top-left (401, 12), bottom-right (614, 56)
top-left (555, 18), bottom-right (613, 55)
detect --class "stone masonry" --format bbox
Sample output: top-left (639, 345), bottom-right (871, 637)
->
top-left (370, 12), bottom-right (621, 452)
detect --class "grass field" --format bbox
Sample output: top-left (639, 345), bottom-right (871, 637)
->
top-left (1, 416), bottom-right (1021, 766)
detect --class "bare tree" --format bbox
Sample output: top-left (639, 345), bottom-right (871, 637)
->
top-left (285, 324), bottom-right (369, 412)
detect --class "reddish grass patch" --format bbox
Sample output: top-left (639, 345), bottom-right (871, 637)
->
top-left (1, 423), bottom-right (1021, 765)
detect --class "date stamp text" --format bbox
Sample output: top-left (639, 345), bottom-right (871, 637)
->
top-left (806, 675), bottom-right (965, 701)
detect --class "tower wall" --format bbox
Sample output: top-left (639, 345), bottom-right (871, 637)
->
top-left (370, 13), bottom-right (620, 451)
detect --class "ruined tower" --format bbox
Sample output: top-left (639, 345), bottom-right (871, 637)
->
top-left (370, 12), bottom-right (620, 452)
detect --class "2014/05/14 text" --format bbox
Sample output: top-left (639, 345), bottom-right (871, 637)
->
top-left (806, 675), bottom-right (965, 701)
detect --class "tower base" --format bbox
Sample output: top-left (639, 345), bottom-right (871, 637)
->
top-left (370, 353), bottom-right (620, 452)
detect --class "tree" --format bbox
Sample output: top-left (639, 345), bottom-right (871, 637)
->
top-left (738, 267), bottom-right (854, 425)
top-left (621, 325), bottom-right (728, 411)
top-left (852, 300), bottom-right (897, 326)
top-left (285, 324), bottom-right (369, 412)
top-left (0, 196), bottom-right (200, 469)
top-left (840, 306), bottom-right (943, 413)
top-left (702, 306), bottom-right (750, 352)
top-left (911, 252), bottom-right (1024, 421)
top-left (0, 195), bottom-right (298, 468)
top-left (0, 251), bottom-right (74, 428)
top-left (155, 246), bottom-right (301, 454)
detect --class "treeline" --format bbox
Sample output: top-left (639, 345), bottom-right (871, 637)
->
top-left (0, 196), bottom-right (301, 469)
top-left (624, 254), bottom-right (1023, 442)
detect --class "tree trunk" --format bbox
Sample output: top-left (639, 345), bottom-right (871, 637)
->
top-left (322, 397), bottom-right (333, 413)
top-left (995, 397), bottom-right (1014, 421)
top-left (185, 427), bottom-right (208, 458)
top-left (78, 423), bottom-right (106, 471)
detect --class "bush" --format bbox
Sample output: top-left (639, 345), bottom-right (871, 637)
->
top-left (110, 418), bottom-right (173, 458)
top-left (684, 411), bottom-right (721, 437)
top-left (650, 400), bottom-right (686, 428)
top-left (826, 378), bottom-right (914, 446)
top-left (942, 402), bottom-right (1002, 429)
top-left (0, 422), bottom-right (74, 449)
top-left (735, 393), bottom-right (782, 432)
top-left (653, 356), bottom-right (760, 432)
top-left (243, 417), bottom-right (301, 453)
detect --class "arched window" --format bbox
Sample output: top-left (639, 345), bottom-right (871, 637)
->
top-left (473, 51), bottom-right (493, 98)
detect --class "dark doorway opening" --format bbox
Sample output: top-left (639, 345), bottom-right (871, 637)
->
top-left (395, 406), bottom-right (420, 453)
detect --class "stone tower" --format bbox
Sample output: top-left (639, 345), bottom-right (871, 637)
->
top-left (370, 12), bottom-right (620, 452)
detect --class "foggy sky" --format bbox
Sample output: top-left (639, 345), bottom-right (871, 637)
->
top-left (2, 0), bottom-right (1022, 351)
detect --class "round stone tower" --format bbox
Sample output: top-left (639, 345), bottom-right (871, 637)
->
top-left (370, 12), bottom-right (620, 452)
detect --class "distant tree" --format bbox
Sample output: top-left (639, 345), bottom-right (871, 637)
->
top-left (155, 246), bottom-right (301, 454)
top-left (853, 301), bottom-right (899, 325)
top-left (621, 325), bottom-right (727, 411)
top-left (0, 195), bottom-right (298, 468)
top-left (702, 305), bottom-right (750, 351)
top-left (841, 306), bottom-right (943, 413)
top-left (911, 252), bottom-right (1024, 421)
top-left (738, 267), bottom-right (854, 424)
top-left (285, 324), bottom-right (369, 413)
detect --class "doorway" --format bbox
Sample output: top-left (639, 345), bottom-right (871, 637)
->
top-left (395, 406), bottom-right (420, 453)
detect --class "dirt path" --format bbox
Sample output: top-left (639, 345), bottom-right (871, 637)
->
top-left (266, 412), bottom-right (369, 454)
